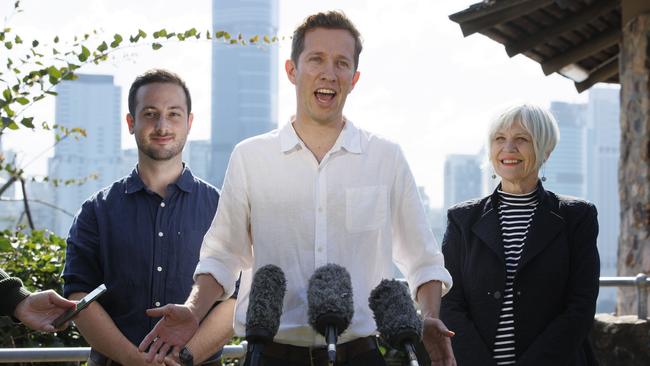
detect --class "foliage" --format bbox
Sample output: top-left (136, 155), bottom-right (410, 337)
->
top-left (0, 228), bottom-right (87, 354)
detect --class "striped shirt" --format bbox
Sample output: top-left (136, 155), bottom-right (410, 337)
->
top-left (492, 188), bottom-right (538, 365)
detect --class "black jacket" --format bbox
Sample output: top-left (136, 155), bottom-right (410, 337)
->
top-left (440, 183), bottom-right (599, 366)
top-left (0, 268), bottom-right (30, 317)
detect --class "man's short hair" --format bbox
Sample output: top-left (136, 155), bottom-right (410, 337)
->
top-left (291, 11), bottom-right (363, 71)
top-left (127, 69), bottom-right (192, 116)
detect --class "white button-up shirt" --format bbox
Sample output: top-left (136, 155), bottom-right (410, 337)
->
top-left (195, 120), bottom-right (452, 346)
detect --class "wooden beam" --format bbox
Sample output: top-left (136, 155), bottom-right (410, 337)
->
top-left (622, 0), bottom-right (650, 24)
top-left (455, 0), bottom-right (555, 37)
top-left (575, 55), bottom-right (618, 92)
top-left (450, 0), bottom-right (538, 24)
top-left (541, 27), bottom-right (620, 75)
top-left (505, 0), bottom-right (620, 57)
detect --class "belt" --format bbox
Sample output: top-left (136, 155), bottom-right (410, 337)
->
top-left (89, 349), bottom-right (221, 366)
top-left (261, 336), bottom-right (379, 365)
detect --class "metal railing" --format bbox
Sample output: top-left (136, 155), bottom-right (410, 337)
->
top-left (1, 274), bottom-right (648, 363)
top-left (0, 343), bottom-right (248, 364)
top-left (599, 273), bottom-right (649, 319)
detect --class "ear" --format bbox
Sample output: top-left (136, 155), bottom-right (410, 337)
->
top-left (285, 59), bottom-right (297, 85)
top-left (349, 71), bottom-right (361, 92)
top-left (187, 112), bottom-right (194, 132)
top-left (126, 114), bottom-right (135, 134)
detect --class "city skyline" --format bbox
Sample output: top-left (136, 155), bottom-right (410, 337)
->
top-left (1, 0), bottom-right (618, 209)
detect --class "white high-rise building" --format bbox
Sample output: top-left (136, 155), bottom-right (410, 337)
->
top-left (585, 87), bottom-right (620, 312)
top-left (49, 74), bottom-right (121, 236)
top-left (545, 102), bottom-right (587, 198)
top-left (444, 154), bottom-right (482, 213)
top-left (210, 0), bottom-right (279, 187)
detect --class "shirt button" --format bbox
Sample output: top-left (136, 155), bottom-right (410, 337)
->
top-left (154, 301), bottom-right (161, 307)
top-left (157, 266), bottom-right (163, 272)
top-left (493, 291), bottom-right (502, 300)
top-left (160, 202), bottom-right (166, 208)
top-left (158, 232), bottom-right (164, 237)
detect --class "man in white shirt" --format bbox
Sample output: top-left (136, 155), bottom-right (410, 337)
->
top-left (140, 11), bottom-right (455, 366)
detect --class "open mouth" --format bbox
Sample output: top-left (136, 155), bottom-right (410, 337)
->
top-left (500, 159), bottom-right (522, 165)
top-left (314, 88), bottom-right (336, 103)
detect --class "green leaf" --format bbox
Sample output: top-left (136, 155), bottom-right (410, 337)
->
top-left (20, 117), bottom-right (34, 128)
top-left (263, 35), bottom-right (270, 43)
top-left (250, 35), bottom-right (259, 43)
top-left (47, 66), bottom-right (61, 78)
top-left (14, 35), bottom-right (22, 44)
top-left (97, 41), bottom-right (108, 52)
top-left (45, 91), bottom-right (58, 96)
top-left (78, 45), bottom-right (90, 62)
top-left (15, 97), bottom-right (29, 105)
top-left (152, 43), bottom-right (163, 50)
top-left (215, 31), bottom-right (225, 39)
top-left (0, 235), bottom-right (11, 252)
top-left (138, 29), bottom-right (147, 38)
top-left (229, 39), bottom-right (238, 44)
top-left (206, 30), bottom-right (212, 39)
top-left (4, 41), bottom-right (12, 49)
top-left (224, 32), bottom-right (231, 40)
top-left (3, 104), bottom-right (15, 117)
top-left (32, 39), bottom-right (38, 47)
top-left (110, 33), bottom-right (123, 48)
top-left (53, 35), bottom-right (59, 43)
top-left (176, 33), bottom-right (185, 41)
top-left (2, 88), bottom-right (11, 101)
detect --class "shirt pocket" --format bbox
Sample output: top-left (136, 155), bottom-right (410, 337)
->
top-left (345, 185), bottom-right (388, 233)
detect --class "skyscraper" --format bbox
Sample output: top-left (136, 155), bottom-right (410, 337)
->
top-left (545, 102), bottom-right (587, 198)
top-left (444, 154), bottom-right (482, 213)
top-left (210, 0), bottom-right (279, 187)
top-left (48, 74), bottom-right (121, 235)
top-left (585, 87), bottom-right (620, 312)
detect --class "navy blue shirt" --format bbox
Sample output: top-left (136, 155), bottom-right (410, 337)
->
top-left (63, 166), bottom-right (219, 347)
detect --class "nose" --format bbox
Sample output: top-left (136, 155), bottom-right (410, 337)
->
top-left (319, 62), bottom-right (336, 82)
top-left (504, 139), bottom-right (517, 152)
top-left (154, 116), bottom-right (171, 133)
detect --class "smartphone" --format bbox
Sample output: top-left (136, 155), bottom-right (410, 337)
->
top-left (52, 284), bottom-right (107, 328)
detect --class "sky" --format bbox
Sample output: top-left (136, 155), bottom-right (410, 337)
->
top-left (1, 0), bottom-right (603, 208)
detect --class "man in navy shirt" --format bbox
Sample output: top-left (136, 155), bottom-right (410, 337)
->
top-left (63, 69), bottom-right (234, 366)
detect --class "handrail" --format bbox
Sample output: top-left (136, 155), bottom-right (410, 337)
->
top-left (0, 343), bottom-right (248, 364)
top-left (0, 274), bottom-right (648, 363)
top-left (599, 273), bottom-right (649, 319)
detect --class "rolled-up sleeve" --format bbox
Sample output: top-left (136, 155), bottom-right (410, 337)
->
top-left (390, 146), bottom-right (452, 298)
top-left (195, 146), bottom-right (253, 300)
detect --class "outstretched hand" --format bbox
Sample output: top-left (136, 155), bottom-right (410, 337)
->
top-left (14, 290), bottom-right (77, 332)
top-left (139, 304), bottom-right (199, 363)
top-left (422, 317), bottom-right (456, 366)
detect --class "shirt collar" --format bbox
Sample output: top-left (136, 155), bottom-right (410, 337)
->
top-left (125, 164), bottom-right (194, 194)
top-left (279, 117), bottom-right (363, 154)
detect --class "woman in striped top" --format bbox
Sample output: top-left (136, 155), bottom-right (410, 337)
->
top-left (440, 104), bottom-right (600, 366)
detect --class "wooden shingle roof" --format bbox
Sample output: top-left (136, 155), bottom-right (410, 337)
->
top-left (449, 0), bottom-right (621, 92)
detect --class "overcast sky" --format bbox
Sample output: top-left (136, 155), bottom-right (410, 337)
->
top-left (2, 0), bottom-right (607, 207)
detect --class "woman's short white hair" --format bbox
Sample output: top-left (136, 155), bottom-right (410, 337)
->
top-left (487, 103), bottom-right (560, 170)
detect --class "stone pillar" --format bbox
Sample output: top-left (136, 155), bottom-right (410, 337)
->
top-left (618, 12), bottom-right (650, 316)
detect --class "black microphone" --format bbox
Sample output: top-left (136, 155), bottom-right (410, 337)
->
top-left (244, 264), bottom-right (287, 366)
top-left (307, 264), bottom-right (354, 365)
top-left (369, 279), bottom-right (422, 366)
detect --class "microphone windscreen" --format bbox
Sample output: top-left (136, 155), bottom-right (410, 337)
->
top-left (245, 264), bottom-right (287, 341)
top-left (307, 263), bottom-right (354, 336)
top-left (369, 279), bottom-right (422, 348)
